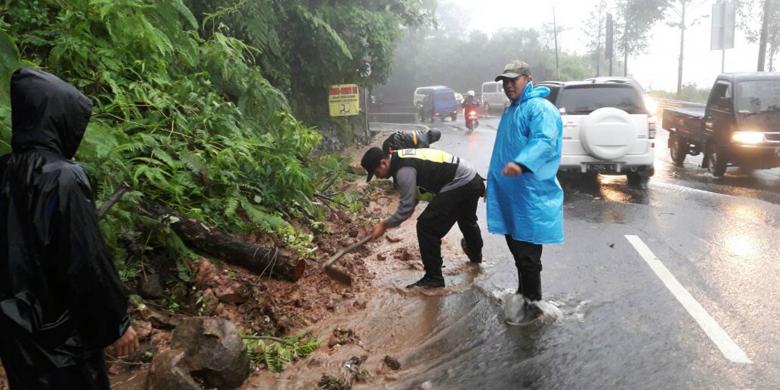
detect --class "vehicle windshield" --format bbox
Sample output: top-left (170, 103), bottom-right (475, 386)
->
top-left (735, 80), bottom-right (780, 114)
top-left (557, 85), bottom-right (645, 115)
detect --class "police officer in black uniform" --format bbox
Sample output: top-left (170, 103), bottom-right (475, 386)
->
top-left (361, 147), bottom-right (484, 288)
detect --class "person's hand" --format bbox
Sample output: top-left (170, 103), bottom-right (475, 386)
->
top-left (112, 326), bottom-right (139, 358)
top-left (502, 162), bottom-right (524, 176)
top-left (370, 222), bottom-right (387, 240)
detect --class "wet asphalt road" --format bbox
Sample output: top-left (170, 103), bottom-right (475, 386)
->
top-left (372, 116), bottom-right (780, 389)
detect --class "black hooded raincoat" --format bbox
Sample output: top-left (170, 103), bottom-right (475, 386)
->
top-left (0, 68), bottom-right (129, 389)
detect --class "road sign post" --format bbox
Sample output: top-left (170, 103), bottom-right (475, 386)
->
top-left (711, 1), bottom-right (735, 73)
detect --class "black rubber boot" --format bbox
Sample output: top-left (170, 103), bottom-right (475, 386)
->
top-left (405, 274), bottom-right (445, 289)
top-left (519, 271), bottom-right (542, 301)
top-left (506, 300), bottom-right (544, 326)
top-left (461, 238), bottom-right (482, 263)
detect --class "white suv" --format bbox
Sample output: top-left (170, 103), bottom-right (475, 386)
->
top-left (539, 81), bottom-right (656, 187)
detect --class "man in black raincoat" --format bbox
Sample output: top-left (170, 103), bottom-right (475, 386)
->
top-left (0, 68), bottom-right (138, 389)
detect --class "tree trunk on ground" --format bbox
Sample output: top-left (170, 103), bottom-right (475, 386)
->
top-left (140, 200), bottom-right (306, 282)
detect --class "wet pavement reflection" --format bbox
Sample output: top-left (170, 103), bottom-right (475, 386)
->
top-left (343, 120), bottom-right (780, 388)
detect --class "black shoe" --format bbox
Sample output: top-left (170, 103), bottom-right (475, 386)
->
top-left (506, 301), bottom-right (544, 326)
top-left (461, 238), bottom-right (482, 263)
top-left (405, 275), bottom-right (445, 289)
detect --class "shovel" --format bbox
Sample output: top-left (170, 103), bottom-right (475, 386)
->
top-left (323, 235), bottom-right (373, 285)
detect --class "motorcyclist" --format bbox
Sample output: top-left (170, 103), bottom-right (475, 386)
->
top-left (462, 90), bottom-right (479, 114)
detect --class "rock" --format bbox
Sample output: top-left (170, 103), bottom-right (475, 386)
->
top-left (318, 374), bottom-right (349, 389)
top-left (195, 259), bottom-right (219, 288)
top-left (146, 350), bottom-right (202, 390)
top-left (384, 355), bottom-right (401, 370)
top-left (150, 329), bottom-right (172, 354)
top-left (376, 253), bottom-right (386, 261)
top-left (137, 306), bottom-right (180, 330)
top-left (170, 317), bottom-right (250, 389)
top-left (420, 380), bottom-right (434, 390)
top-left (138, 273), bottom-right (165, 299)
top-left (353, 300), bottom-right (367, 310)
top-left (133, 319), bottom-right (153, 341)
top-left (213, 282), bottom-right (249, 304)
top-left (200, 288), bottom-right (219, 315)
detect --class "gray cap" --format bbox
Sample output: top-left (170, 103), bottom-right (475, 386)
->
top-left (495, 60), bottom-right (531, 81)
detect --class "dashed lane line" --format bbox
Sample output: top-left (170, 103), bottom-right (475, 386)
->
top-left (624, 235), bottom-right (752, 364)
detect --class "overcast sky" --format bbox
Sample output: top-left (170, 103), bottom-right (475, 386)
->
top-left (447, 0), bottom-right (763, 91)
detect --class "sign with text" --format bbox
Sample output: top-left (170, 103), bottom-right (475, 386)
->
top-left (328, 84), bottom-right (360, 117)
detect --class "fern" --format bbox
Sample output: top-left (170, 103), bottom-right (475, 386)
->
top-left (243, 334), bottom-right (320, 373)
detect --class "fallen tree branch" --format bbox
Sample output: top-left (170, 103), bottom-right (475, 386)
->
top-left (139, 200), bottom-right (305, 282)
top-left (97, 182), bottom-right (131, 220)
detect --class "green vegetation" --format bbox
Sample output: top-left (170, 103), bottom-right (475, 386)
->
top-left (243, 334), bottom-right (320, 373)
top-left (649, 83), bottom-right (711, 103)
top-left (0, 1), bottom-right (429, 283)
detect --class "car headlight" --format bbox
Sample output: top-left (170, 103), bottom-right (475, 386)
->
top-left (731, 131), bottom-right (765, 144)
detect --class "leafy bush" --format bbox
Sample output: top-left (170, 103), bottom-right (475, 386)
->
top-left (243, 334), bottom-right (320, 373)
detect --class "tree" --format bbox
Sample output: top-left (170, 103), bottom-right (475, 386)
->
top-left (666, 0), bottom-right (709, 96)
top-left (582, 0), bottom-right (610, 77)
top-left (615, 0), bottom-right (670, 76)
top-left (735, 0), bottom-right (779, 71)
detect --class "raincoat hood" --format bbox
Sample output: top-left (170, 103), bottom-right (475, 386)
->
top-left (517, 82), bottom-right (550, 103)
top-left (1, 69), bottom-right (128, 384)
top-left (11, 67), bottom-right (93, 159)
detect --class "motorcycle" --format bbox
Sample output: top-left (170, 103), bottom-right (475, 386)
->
top-left (465, 108), bottom-right (479, 133)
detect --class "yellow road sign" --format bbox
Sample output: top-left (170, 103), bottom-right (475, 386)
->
top-left (329, 84), bottom-right (360, 117)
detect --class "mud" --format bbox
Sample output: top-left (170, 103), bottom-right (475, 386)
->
top-left (104, 130), bottom-right (479, 389)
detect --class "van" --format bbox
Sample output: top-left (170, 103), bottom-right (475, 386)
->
top-left (417, 86), bottom-right (459, 122)
top-left (412, 85), bottom-right (444, 109)
top-left (480, 81), bottom-right (509, 112)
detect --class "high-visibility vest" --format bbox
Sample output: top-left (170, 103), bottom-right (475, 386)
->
top-left (389, 148), bottom-right (459, 194)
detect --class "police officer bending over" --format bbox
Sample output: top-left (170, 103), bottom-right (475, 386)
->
top-left (360, 147), bottom-right (484, 288)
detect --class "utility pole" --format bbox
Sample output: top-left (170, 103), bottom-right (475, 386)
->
top-left (677, 0), bottom-right (687, 97)
top-left (596, 15), bottom-right (603, 77)
top-left (757, 0), bottom-right (771, 71)
top-left (553, 7), bottom-right (560, 80)
top-left (606, 13), bottom-right (614, 76)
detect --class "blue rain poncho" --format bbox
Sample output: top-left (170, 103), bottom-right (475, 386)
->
top-left (486, 82), bottom-right (564, 244)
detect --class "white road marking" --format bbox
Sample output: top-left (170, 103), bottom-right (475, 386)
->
top-left (624, 235), bottom-right (752, 364)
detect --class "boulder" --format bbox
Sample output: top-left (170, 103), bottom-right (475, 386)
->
top-left (146, 350), bottom-right (202, 390)
top-left (138, 273), bottom-right (165, 299)
top-left (146, 317), bottom-right (250, 389)
top-left (171, 317), bottom-right (250, 389)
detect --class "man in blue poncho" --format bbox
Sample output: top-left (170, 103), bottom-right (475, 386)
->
top-left (487, 60), bottom-right (563, 324)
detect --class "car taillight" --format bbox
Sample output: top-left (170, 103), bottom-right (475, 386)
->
top-left (648, 116), bottom-right (656, 139)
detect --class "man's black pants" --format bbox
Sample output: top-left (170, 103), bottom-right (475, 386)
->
top-left (416, 176), bottom-right (484, 282)
top-left (505, 236), bottom-right (543, 301)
